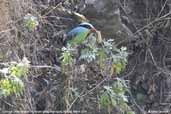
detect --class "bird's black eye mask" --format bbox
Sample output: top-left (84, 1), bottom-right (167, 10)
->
top-left (79, 24), bottom-right (94, 29)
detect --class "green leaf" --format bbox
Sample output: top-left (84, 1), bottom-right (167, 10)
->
top-left (60, 47), bottom-right (73, 65)
top-left (24, 13), bottom-right (39, 31)
top-left (79, 48), bottom-right (96, 62)
top-left (0, 78), bottom-right (24, 96)
top-left (97, 49), bottom-right (106, 68)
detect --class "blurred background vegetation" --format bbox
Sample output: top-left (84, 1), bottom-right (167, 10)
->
top-left (0, 0), bottom-right (171, 114)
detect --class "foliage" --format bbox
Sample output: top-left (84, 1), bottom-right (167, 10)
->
top-left (9, 58), bottom-right (30, 77)
top-left (79, 48), bottom-right (97, 63)
top-left (102, 39), bottom-right (128, 75)
top-left (61, 38), bottom-right (128, 75)
top-left (60, 46), bottom-right (74, 65)
top-left (0, 57), bottom-right (30, 97)
top-left (60, 46), bottom-right (75, 73)
top-left (0, 78), bottom-right (24, 96)
top-left (24, 13), bottom-right (39, 31)
top-left (60, 33), bottom-right (133, 113)
top-left (99, 78), bottom-right (134, 114)
top-left (79, 35), bottom-right (98, 62)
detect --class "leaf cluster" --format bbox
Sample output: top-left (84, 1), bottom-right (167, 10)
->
top-left (99, 78), bottom-right (134, 114)
top-left (0, 57), bottom-right (30, 97)
top-left (61, 38), bottom-right (128, 75)
top-left (60, 31), bottom-right (133, 113)
top-left (24, 13), bottom-right (39, 31)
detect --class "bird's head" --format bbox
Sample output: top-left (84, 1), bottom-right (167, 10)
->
top-left (79, 22), bottom-right (94, 29)
top-left (79, 22), bottom-right (102, 43)
top-left (80, 22), bottom-right (97, 36)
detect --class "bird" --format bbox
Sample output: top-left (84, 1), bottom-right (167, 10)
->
top-left (64, 22), bottom-right (98, 47)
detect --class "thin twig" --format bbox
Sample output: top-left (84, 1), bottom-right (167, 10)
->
top-left (80, 77), bottom-right (107, 98)
top-left (134, 12), bottom-right (171, 34)
top-left (157, 0), bottom-right (169, 18)
top-left (31, 65), bottom-right (61, 71)
top-left (42, 0), bottom-right (67, 17)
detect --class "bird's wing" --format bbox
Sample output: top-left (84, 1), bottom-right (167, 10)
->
top-left (66, 27), bottom-right (90, 45)
top-left (67, 27), bottom-right (89, 38)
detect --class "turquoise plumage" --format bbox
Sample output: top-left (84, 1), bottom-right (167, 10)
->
top-left (65, 22), bottom-right (96, 46)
